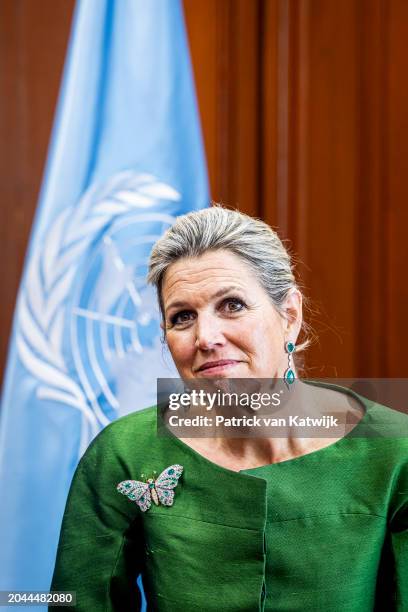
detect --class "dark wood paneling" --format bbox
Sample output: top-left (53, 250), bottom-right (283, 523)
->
top-left (388, 0), bottom-right (408, 376)
top-left (182, 0), bottom-right (219, 201)
top-left (1, 0), bottom-right (407, 381)
top-left (184, 0), bottom-right (261, 216)
top-left (299, 0), bottom-right (360, 376)
top-left (355, 0), bottom-right (388, 376)
top-left (185, 0), bottom-right (408, 376)
top-left (0, 0), bottom-right (75, 381)
top-left (261, 0), bottom-right (279, 228)
top-left (260, 0), bottom-right (361, 376)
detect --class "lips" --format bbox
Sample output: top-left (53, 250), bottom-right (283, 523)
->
top-left (197, 360), bottom-right (240, 372)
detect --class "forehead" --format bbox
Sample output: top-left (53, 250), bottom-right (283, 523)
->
top-left (161, 249), bottom-right (262, 303)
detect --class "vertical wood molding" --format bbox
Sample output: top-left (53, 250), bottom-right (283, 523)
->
top-left (276, 0), bottom-right (290, 237)
top-left (387, 0), bottom-right (408, 376)
top-left (215, 0), bottom-right (234, 203)
top-left (233, 0), bottom-right (262, 216)
top-left (184, 0), bottom-right (262, 215)
top-left (183, 0), bottom-right (218, 200)
top-left (355, 0), bottom-right (389, 376)
top-left (380, 0), bottom-right (391, 377)
top-left (261, 0), bottom-right (278, 228)
top-left (295, 0), bottom-right (310, 264)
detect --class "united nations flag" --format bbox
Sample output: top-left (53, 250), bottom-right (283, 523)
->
top-left (0, 0), bottom-right (208, 604)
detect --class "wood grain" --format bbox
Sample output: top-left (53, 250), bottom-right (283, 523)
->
top-left (1, 0), bottom-right (407, 382)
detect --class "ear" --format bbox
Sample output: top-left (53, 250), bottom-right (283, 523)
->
top-left (281, 289), bottom-right (303, 340)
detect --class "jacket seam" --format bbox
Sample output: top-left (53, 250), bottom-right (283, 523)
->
top-left (144, 510), bottom-right (386, 528)
top-left (145, 512), bottom-right (262, 531)
top-left (106, 535), bottom-right (126, 612)
top-left (105, 512), bottom-right (142, 612)
top-left (267, 512), bottom-right (387, 523)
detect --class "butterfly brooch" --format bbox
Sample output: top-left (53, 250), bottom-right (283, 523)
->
top-left (116, 464), bottom-right (183, 512)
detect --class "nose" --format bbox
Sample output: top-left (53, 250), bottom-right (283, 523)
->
top-left (194, 313), bottom-right (226, 351)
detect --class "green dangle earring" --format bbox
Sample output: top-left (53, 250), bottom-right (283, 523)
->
top-left (284, 341), bottom-right (296, 387)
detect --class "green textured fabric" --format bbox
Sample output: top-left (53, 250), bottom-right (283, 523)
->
top-left (50, 384), bottom-right (408, 611)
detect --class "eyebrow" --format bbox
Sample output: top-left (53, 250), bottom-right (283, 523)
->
top-left (164, 285), bottom-right (245, 316)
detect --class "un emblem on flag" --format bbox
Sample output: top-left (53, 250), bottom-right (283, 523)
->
top-left (17, 171), bottom-right (180, 453)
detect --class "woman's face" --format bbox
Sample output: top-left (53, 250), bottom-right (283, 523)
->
top-left (161, 249), bottom-right (302, 380)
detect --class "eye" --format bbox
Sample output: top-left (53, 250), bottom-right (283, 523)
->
top-left (169, 310), bottom-right (195, 327)
top-left (220, 297), bottom-right (246, 313)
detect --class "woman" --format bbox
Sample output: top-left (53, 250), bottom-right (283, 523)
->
top-left (50, 206), bottom-right (407, 611)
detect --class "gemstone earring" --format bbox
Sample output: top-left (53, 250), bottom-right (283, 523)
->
top-left (284, 341), bottom-right (296, 386)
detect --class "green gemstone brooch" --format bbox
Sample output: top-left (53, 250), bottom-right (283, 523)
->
top-left (116, 464), bottom-right (183, 512)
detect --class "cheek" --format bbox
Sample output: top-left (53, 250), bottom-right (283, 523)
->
top-left (240, 315), bottom-right (284, 356)
top-left (166, 331), bottom-right (195, 364)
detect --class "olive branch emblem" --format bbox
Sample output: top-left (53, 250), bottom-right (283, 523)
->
top-left (16, 171), bottom-right (179, 455)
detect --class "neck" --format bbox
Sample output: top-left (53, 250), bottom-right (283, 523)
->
top-left (185, 380), bottom-right (352, 468)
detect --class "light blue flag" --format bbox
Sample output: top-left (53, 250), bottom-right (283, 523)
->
top-left (0, 0), bottom-right (208, 603)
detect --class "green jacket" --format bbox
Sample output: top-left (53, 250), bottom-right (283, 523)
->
top-left (50, 386), bottom-right (408, 611)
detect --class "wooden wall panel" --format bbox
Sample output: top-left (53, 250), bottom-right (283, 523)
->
top-left (261, 0), bottom-right (279, 228)
top-left (297, 0), bottom-right (360, 376)
top-left (388, 0), bottom-right (408, 376)
top-left (184, 0), bottom-right (261, 216)
top-left (182, 0), bottom-right (218, 201)
top-left (185, 0), bottom-right (408, 376)
top-left (261, 0), bottom-right (361, 376)
top-left (1, 0), bottom-right (407, 382)
top-left (355, 0), bottom-right (388, 377)
top-left (0, 0), bottom-right (75, 383)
